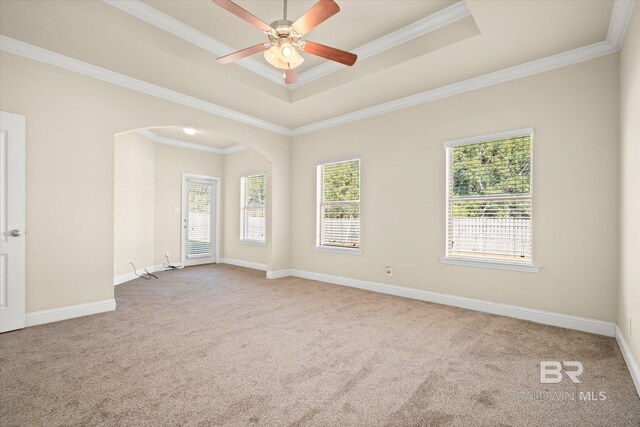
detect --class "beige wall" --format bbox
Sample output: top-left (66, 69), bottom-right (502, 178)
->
top-left (0, 32), bottom-right (630, 332)
top-left (114, 133), bottom-right (155, 277)
top-left (154, 144), bottom-right (225, 265)
top-left (114, 133), bottom-right (225, 277)
top-left (291, 54), bottom-right (620, 322)
top-left (223, 149), bottom-right (271, 266)
top-left (0, 51), bottom-right (290, 312)
top-left (619, 5), bottom-right (640, 369)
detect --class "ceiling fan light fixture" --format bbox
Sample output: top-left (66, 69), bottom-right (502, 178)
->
top-left (285, 47), bottom-right (304, 69)
top-left (281, 45), bottom-right (293, 57)
top-left (278, 38), bottom-right (294, 58)
top-left (264, 44), bottom-right (304, 70)
top-left (264, 46), bottom-right (288, 69)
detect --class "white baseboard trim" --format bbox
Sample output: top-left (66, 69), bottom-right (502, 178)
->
top-left (221, 258), bottom-right (268, 271)
top-left (151, 263), bottom-right (183, 271)
top-left (114, 263), bottom-right (183, 285)
top-left (615, 326), bottom-right (640, 396)
top-left (114, 271), bottom-right (139, 286)
top-left (25, 299), bottom-right (116, 327)
top-left (267, 269), bottom-right (292, 279)
top-left (287, 269), bottom-right (617, 337)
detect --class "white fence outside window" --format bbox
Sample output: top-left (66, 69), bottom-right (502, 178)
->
top-left (450, 217), bottom-right (531, 259)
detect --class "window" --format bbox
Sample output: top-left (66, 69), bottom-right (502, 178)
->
top-left (316, 158), bottom-right (360, 252)
top-left (444, 129), bottom-right (536, 270)
top-left (240, 173), bottom-right (266, 244)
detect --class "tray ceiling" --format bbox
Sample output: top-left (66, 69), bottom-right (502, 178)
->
top-left (0, 0), bottom-right (618, 129)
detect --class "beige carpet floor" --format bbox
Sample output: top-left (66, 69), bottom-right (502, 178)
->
top-left (1, 264), bottom-right (639, 426)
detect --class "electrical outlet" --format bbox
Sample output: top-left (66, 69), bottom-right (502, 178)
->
top-left (385, 266), bottom-right (393, 277)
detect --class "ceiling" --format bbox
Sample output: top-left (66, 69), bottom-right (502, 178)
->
top-left (0, 1), bottom-right (617, 130)
top-left (144, 0), bottom-right (456, 73)
top-left (149, 127), bottom-right (239, 149)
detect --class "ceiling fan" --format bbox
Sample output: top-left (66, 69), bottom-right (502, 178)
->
top-left (213, 0), bottom-right (357, 84)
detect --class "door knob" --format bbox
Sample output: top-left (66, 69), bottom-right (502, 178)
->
top-left (10, 229), bottom-right (22, 237)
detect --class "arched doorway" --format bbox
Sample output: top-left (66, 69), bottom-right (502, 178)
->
top-left (113, 126), bottom-right (275, 283)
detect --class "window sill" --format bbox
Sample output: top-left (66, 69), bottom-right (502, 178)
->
top-left (439, 257), bottom-right (541, 273)
top-left (240, 240), bottom-right (267, 247)
top-left (314, 246), bottom-right (362, 255)
top-left (187, 253), bottom-right (213, 259)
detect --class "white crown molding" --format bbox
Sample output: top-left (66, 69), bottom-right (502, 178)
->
top-left (291, 1), bottom-right (471, 88)
top-left (102, 0), bottom-right (284, 85)
top-left (25, 299), bottom-right (116, 327)
top-left (0, 35), bottom-right (290, 136)
top-left (282, 269), bottom-right (617, 336)
top-left (1, 0), bottom-right (634, 138)
top-left (616, 326), bottom-right (640, 396)
top-left (0, 36), bottom-right (619, 139)
top-left (290, 41), bottom-right (616, 136)
top-left (222, 144), bottom-right (249, 155)
top-left (104, 0), bottom-right (470, 89)
top-left (137, 129), bottom-right (246, 155)
top-left (607, 0), bottom-right (636, 50)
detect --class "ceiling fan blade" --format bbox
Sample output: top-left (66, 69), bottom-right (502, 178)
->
top-left (302, 41), bottom-right (357, 66)
top-left (291, 0), bottom-right (340, 35)
top-left (217, 44), bottom-right (268, 64)
top-left (212, 0), bottom-right (273, 33)
top-left (284, 68), bottom-right (297, 84)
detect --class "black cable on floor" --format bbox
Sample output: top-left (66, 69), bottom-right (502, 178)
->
top-left (163, 255), bottom-right (179, 270)
top-left (129, 261), bottom-right (156, 280)
top-left (144, 268), bottom-right (158, 279)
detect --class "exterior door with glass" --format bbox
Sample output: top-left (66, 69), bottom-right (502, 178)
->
top-left (181, 174), bottom-right (219, 267)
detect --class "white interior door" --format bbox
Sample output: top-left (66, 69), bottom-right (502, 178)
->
top-left (181, 174), bottom-right (220, 267)
top-left (0, 111), bottom-right (26, 333)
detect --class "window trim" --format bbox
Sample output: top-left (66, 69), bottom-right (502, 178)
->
top-left (314, 245), bottom-right (363, 255)
top-left (240, 172), bottom-right (267, 244)
top-left (442, 128), bottom-right (540, 272)
top-left (439, 257), bottom-right (540, 273)
top-left (316, 157), bottom-right (361, 253)
top-left (240, 240), bottom-right (267, 247)
top-left (443, 127), bottom-right (535, 148)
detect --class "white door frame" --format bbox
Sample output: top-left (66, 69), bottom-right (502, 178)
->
top-left (0, 111), bottom-right (26, 333)
top-left (181, 173), bottom-right (221, 266)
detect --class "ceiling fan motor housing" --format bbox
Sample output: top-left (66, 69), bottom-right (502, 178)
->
top-left (270, 20), bottom-right (293, 35)
top-left (268, 20), bottom-right (303, 45)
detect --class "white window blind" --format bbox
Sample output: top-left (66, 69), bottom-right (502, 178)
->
top-left (187, 180), bottom-right (213, 257)
top-left (240, 174), bottom-right (266, 242)
top-left (446, 133), bottom-right (533, 264)
top-left (317, 159), bottom-right (360, 249)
